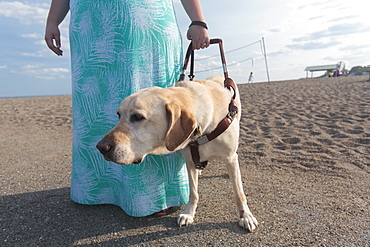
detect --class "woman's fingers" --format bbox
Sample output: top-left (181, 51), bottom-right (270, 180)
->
top-left (187, 25), bottom-right (209, 50)
top-left (45, 26), bottom-right (63, 56)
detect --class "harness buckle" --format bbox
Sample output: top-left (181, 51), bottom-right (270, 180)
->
top-left (227, 110), bottom-right (237, 120)
top-left (195, 161), bottom-right (208, 170)
top-left (196, 135), bottom-right (209, 145)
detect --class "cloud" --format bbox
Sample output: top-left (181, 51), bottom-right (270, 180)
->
top-left (21, 33), bottom-right (43, 39)
top-left (341, 43), bottom-right (370, 51)
top-left (269, 26), bottom-right (284, 33)
top-left (287, 41), bottom-right (340, 50)
top-left (0, 1), bottom-right (49, 24)
top-left (267, 48), bottom-right (293, 57)
top-left (328, 23), bottom-right (370, 35)
top-left (21, 52), bottom-right (45, 57)
top-left (328, 15), bottom-right (357, 23)
top-left (293, 23), bottom-right (370, 42)
top-left (0, 65), bottom-right (8, 69)
top-left (43, 68), bottom-right (69, 73)
top-left (308, 15), bottom-right (324, 21)
top-left (21, 64), bottom-right (40, 70)
top-left (14, 64), bottom-right (70, 80)
top-left (287, 22), bottom-right (370, 51)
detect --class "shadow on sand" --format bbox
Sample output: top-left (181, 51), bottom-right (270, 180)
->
top-left (2, 187), bottom-right (248, 246)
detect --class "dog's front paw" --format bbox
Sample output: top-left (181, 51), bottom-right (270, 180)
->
top-left (177, 214), bottom-right (194, 227)
top-left (239, 213), bottom-right (258, 232)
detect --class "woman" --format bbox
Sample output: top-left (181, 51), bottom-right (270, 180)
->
top-left (45, 0), bottom-right (209, 216)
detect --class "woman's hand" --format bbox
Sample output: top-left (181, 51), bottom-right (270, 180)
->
top-left (44, 0), bottom-right (70, 56)
top-left (45, 24), bottom-right (63, 56)
top-left (187, 25), bottom-right (210, 50)
top-left (180, 0), bottom-right (209, 50)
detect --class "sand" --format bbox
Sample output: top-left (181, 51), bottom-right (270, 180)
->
top-left (1, 76), bottom-right (369, 246)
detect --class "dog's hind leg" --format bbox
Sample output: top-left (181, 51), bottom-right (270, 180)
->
top-left (177, 161), bottom-right (199, 227)
top-left (226, 153), bottom-right (258, 232)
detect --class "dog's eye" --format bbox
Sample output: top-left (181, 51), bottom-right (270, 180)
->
top-left (130, 113), bottom-right (145, 122)
top-left (117, 112), bottom-right (121, 119)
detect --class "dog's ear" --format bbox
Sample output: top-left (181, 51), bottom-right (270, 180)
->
top-left (165, 102), bottom-right (197, 151)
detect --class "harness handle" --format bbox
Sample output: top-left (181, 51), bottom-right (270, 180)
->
top-left (179, 38), bottom-right (236, 99)
top-left (180, 38), bottom-right (228, 80)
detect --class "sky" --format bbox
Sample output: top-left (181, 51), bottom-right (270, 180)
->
top-left (0, 0), bottom-right (369, 97)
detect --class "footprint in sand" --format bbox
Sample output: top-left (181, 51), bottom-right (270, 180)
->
top-left (344, 127), bottom-right (364, 135)
top-left (354, 138), bottom-right (370, 145)
top-left (332, 133), bottom-right (350, 139)
top-left (281, 137), bottom-right (301, 145)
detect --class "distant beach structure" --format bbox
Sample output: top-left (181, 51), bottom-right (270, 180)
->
top-left (304, 61), bottom-right (345, 78)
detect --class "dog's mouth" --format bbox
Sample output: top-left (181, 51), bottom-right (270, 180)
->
top-left (132, 158), bottom-right (142, 164)
top-left (112, 158), bottom-right (143, 165)
top-left (101, 156), bottom-right (142, 165)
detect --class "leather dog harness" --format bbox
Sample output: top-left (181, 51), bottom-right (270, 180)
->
top-left (179, 39), bottom-right (239, 169)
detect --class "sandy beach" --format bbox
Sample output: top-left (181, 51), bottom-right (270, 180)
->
top-left (1, 76), bottom-right (369, 246)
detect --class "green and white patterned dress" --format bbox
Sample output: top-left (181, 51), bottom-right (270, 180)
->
top-left (69, 0), bottom-right (189, 217)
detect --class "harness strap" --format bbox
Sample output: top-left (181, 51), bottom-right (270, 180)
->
top-left (180, 39), bottom-right (238, 169)
top-left (189, 99), bottom-right (238, 169)
top-left (180, 42), bottom-right (194, 81)
top-left (189, 50), bottom-right (195, 81)
top-left (189, 146), bottom-right (208, 169)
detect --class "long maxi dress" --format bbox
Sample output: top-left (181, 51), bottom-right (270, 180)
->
top-left (68, 0), bottom-right (189, 217)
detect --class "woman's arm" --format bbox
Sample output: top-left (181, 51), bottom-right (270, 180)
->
top-left (180, 0), bottom-right (210, 50)
top-left (45, 0), bottom-right (70, 56)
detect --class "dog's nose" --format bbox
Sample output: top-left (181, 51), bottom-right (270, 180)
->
top-left (96, 140), bottom-right (112, 155)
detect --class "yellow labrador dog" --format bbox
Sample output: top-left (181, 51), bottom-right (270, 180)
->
top-left (96, 75), bottom-right (258, 231)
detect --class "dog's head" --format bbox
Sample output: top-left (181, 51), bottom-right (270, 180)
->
top-left (96, 86), bottom-right (197, 165)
